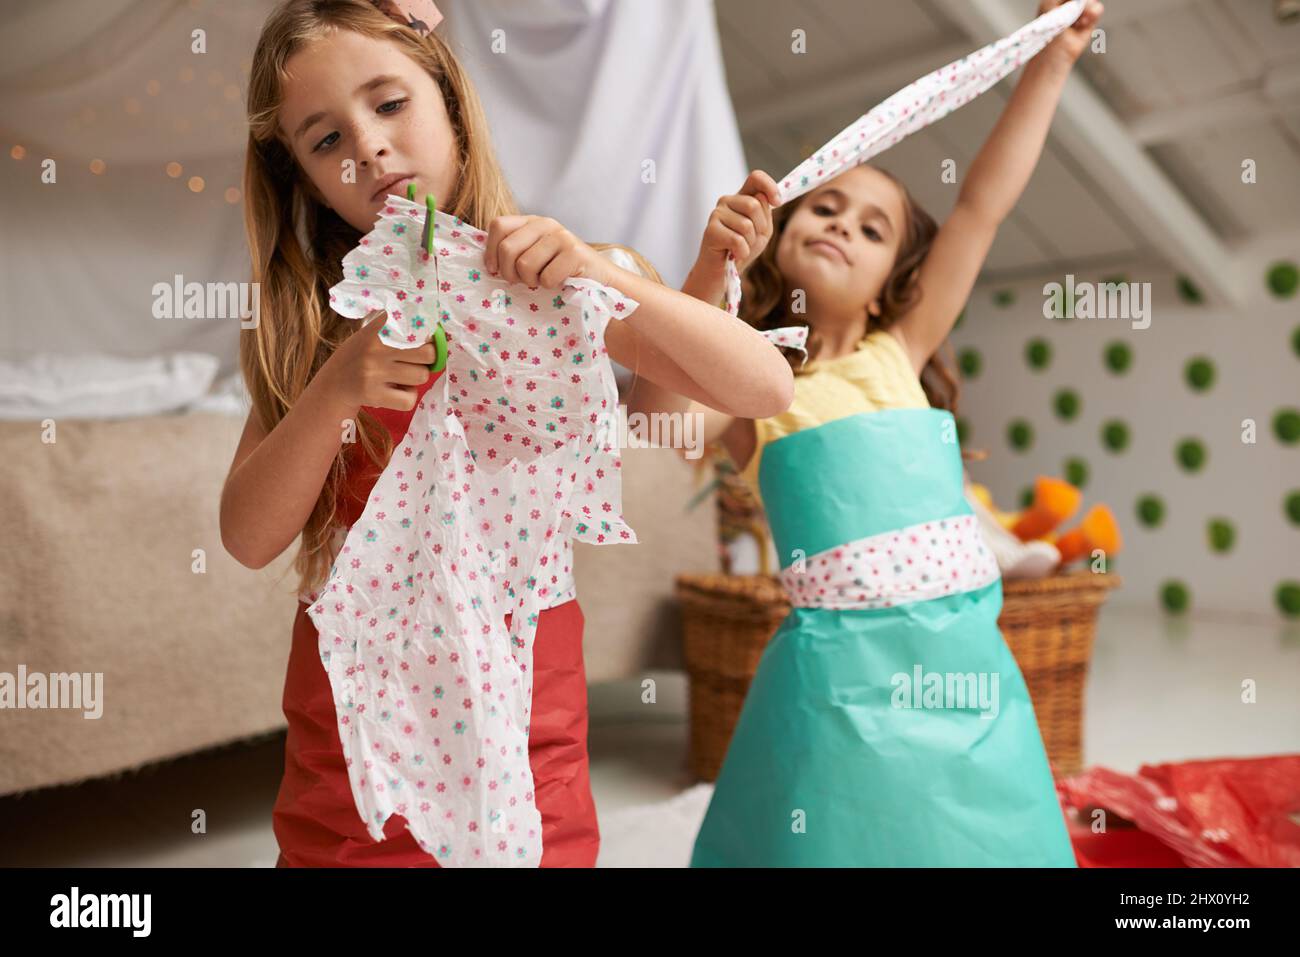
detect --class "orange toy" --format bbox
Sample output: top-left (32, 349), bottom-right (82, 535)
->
top-left (1011, 476), bottom-right (1082, 542)
top-left (1053, 504), bottom-right (1123, 565)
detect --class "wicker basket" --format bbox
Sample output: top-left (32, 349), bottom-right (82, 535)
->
top-left (675, 569), bottom-right (1121, 781)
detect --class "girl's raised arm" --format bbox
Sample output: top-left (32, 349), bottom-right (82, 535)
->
top-left (607, 169), bottom-right (785, 465)
top-left (598, 266), bottom-right (792, 419)
top-left (893, 0), bottom-right (1104, 375)
top-left (483, 214), bottom-right (793, 420)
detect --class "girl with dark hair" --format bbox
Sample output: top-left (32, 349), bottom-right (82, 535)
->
top-left (628, 0), bottom-right (1105, 867)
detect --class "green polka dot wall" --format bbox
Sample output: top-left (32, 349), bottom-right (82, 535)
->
top-left (1267, 261), bottom-right (1298, 299)
top-left (1184, 356), bottom-right (1215, 392)
top-left (1025, 338), bottom-right (1051, 370)
top-left (1287, 490), bottom-right (1300, 526)
top-left (970, 266), bottom-right (1300, 617)
top-left (1101, 419), bottom-right (1129, 453)
top-left (1279, 582), bottom-right (1300, 618)
top-left (1275, 408), bottom-right (1300, 445)
top-left (1007, 419), bottom-right (1033, 452)
top-left (1176, 438), bottom-right (1206, 473)
top-left (1206, 518), bottom-right (1235, 554)
top-left (1176, 275), bottom-right (1204, 304)
top-left (1053, 389), bottom-right (1080, 421)
top-left (1161, 580), bottom-right (1190, 614)
top-left (1104, 340), bottom-right (1132, 374)
top-left (1063, 457), bottom-right (1088, 489)
top-left (1136, 494), bottom-right (1164, 528)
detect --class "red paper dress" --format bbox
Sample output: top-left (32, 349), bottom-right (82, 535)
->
top-left (272, 369), bottom-right (599, 867)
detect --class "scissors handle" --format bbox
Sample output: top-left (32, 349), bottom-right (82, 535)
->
top-left (428, 321), bottom-right (448, 373)
top-left (406, 183), bottom-right (443, 372)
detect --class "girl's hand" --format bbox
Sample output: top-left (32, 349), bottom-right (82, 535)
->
top-left (319, 310), bottom-right (439, 412)
top-left (694, 170), bottom-right (780, 279)
top-left (1038, 0), bottom-right (1104, 66)
top-left (483, 215), bottom-right (613, 289)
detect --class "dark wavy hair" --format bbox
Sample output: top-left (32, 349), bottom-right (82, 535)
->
top-left (738, 165), bottom-right (963, 416)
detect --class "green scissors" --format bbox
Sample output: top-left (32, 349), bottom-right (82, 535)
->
top-left (409, 181), bottom-right (448, 374)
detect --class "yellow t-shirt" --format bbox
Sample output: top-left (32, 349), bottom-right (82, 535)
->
top-left (739, 328), bottom-right (930, 506)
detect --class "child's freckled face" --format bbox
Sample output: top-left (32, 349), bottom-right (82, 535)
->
top-left (774, 166), bottom-right (906, 311)
top-left (277, 28), bottom-right (459, 233)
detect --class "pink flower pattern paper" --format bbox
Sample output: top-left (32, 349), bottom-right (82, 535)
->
top-left (722, 0), bottom-right (1086, 315)
top-left (779, 514), bottom-right (999, 610)
top-left (311, 198), bottom-right (640, 867)
top-left (760, 325), bottom-right (810, 366)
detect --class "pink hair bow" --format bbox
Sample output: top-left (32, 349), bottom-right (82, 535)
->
top-left (369, 0), bottom-right (443, 36)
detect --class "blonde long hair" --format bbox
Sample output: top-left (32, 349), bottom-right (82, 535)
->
top-left (243, 0), bottom-right (656, 597)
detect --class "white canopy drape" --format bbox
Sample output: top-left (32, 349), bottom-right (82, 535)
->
top-left (0, 0), bottom-right (745, 371)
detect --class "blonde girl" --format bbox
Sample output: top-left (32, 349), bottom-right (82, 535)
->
top-left (221, 0), bottom-right (793, 867)
top-left (636, 0), bottom-right (1104, 866)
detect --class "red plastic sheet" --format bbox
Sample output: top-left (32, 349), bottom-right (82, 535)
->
top-left (1057, 755), bottom-right (1300, 868)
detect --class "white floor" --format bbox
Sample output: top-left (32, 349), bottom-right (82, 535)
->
top-left (1, 604), bottom-right (1295, 867)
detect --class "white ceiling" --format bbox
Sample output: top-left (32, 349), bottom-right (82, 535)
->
top-left (716, 0), bottom-right (1300, 303)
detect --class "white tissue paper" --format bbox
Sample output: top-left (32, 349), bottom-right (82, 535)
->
top-left (309, 199), bottom-right (639, 866)
top-left (311, 197), bottom-right (807, 866)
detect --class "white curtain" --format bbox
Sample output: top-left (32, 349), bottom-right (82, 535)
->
top-left (0, 0), bottom-right (269, 371)
top-left (440, 0), bottom-right (746, 288)
top-left (0, 0), bottom-right (746, 372)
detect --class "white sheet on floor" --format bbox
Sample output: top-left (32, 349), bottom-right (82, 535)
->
top-left (595, 784), bottom-right (714, 868)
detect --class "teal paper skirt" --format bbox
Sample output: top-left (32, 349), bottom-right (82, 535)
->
top-left (691, 409), bottom-right (1076, 867)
